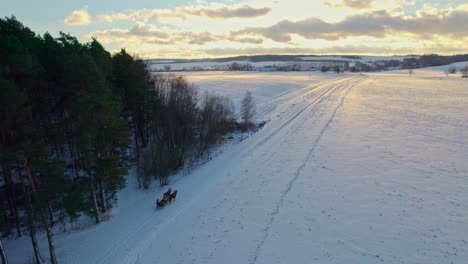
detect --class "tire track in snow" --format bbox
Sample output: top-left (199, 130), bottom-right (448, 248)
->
top-left (250, 77), bottom-right (364, 264)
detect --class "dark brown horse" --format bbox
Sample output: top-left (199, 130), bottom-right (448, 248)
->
top-left (163, 188), bottom-right (172, 202)
top-left (168, 189), bottom-right (177, 203)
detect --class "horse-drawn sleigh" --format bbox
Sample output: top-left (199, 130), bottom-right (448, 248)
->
top-left (156, 188), bottom-right (177, 209)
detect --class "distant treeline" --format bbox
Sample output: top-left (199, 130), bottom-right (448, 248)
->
top-left (196, 54), bottom-right (363, 63)
top-left (149, 54), bottom-right (468, 73)
top-left (0, 16), bottom-right (255, 264)
top-left (147, 54), bottom-right (364, 65)
top-left (401, 54), bottom-right (468, 69)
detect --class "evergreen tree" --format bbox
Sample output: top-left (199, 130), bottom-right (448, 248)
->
top-left (0, 17), bottom-right (131, 262)
top-left (112, 50), bottom-right (153, 158)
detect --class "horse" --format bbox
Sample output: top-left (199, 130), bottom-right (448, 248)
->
top-left (168, 189), bottom-right (177, 203)
top-left (163, 188), bottom-right (172, 202)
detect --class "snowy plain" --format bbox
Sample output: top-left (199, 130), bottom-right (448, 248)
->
top-left (5, 64), bottom-right (468, 264)
top-left (146, 55), bottom-right (417, 71)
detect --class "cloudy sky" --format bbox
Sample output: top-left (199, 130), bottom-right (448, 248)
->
top-left (2, 0), bottom-right (468, 58)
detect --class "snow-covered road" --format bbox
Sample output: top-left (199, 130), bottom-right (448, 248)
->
top-left (126, 76), bottom-right (365, 264)
top-left (76, 75), bottom-right (365, 264)
top-left (7, 70), bottom-right (468, 264)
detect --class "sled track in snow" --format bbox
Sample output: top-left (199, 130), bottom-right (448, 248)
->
top-left (249, 76), bottom-right (364, 264)
top-left (87, 189), bottom-right (204, 264)
top-left (243, 76), bottom-right (361, 159)
top-left (254, 76), bottom-right (347, 119)
top-left (85, 76), bottom-right (364, 264)
top-left (194, 76), bottom-right (365, 264)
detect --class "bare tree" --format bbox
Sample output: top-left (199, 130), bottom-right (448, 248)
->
top-left (461, 65), bottom-right (468, 78)
top-left (448, 66), bottom-right (457, 74)
top-left (198, 92), bottom-right (235, 154)
top-left (231, 62), bottom-right (241, 71)
top-left (241, 91), bottom-right (256, 128)
top-left (0, 239), bottom-right (8, 264)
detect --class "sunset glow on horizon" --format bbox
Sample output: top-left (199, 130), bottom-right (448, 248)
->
top-left (3, 0), bottom-right (468, 58)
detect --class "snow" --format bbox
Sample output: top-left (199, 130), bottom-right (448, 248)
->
top-left (300, 55), bottom-right (416, 62)
top-left (147, 55), bottom-right (420, 71)
top-left (368, 61), bottom-right (468, 78)
top-left (6, 68), bottom-right (468, 264)
top-left (147, 60), bottom-right (314, 71)
top-left (147, 60), bottom-right (248, 71)
top-left (147, 56), bottom-right (419, 71)
top-left (183, 71), bottom-right (337, 120)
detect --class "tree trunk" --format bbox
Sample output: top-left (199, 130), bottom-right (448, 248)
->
top-left (25, 162), bottom-right (58, 264)
top-left (41, 213), bottom-right (58, 264)
top-left (98, 180), bottom-right (107, 213)
top-left (133, 124), bottom-right (140, 159)
top-left (0, 239), bottom-right (8, 264)
top-left (29, 221), bottom-right (43, 264)
top-left (138, 123), bottom-right (146, 148)
top-left (18, 166), bottom-right (43, 264)
top-left (1, 164), bottom-right (21, 237)
top-left (91, 185), bottom-right (101, 224)
top-left (2, 170), bottom-right (14, 217)
top-left (24, 190), bottom-right (43, 264)
top-left (47, 201), bottom-right (54, 226)
top-left (67, 140), bottom-right (79, 179)
top-left (45, 200), bottom-right (60, 262)
top-left (11, 198), bottom-right (21, 237)
top-left (60, 210), bottom-right (66, 233)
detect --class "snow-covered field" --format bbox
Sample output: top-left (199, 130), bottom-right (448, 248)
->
top-left (300, 55), bottom-right (415, 62)
top-left (146, 55), bottom-right (421, 72)
top-left (148, 60), bottom-right (323, 71)
top-left (6, 65), bottom-right (468, 264)
top-left (146, 55), bottom-right (418, 71)
top-left (370, 62), bottom-right (468, 78)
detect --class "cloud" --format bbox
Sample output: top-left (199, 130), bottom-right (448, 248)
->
top-left (324, 0), bottom-right (374, 9)
top-left (90, 22), bottom-right (221, 46)
top-left (97, 5), bottom-right (271, 23)
top-left (110, 40), bottom-right (468, 59)
top-left (233, 8), bottom-right (468, 42)
top-left (91, 21), bottom-right (268, 46)
top-left (128, 23), bottom-right (170, 38)
top-left (97, 12), bottom-right (131, 23)
top-left (86, 2), bottom-right (468, 58)
top-left (178, 32), bottom-right (220, 45)
top-left (184, 5), bottom-right (271, 18)
top-left (228, 36), bottom-right (264, 44)
top-left (64, 7), bottom-right (92, 26)
top-left (202, 45), bottom-right (409, 56)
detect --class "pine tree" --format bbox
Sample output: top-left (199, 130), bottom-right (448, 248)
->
top-left (0, 17), bottom-right (133, 262)
top-left (112, 50), bottom-right (153, 158)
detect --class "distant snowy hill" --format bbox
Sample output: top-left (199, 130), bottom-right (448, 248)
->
top-left (145, 55), bottom-right (418, 72)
